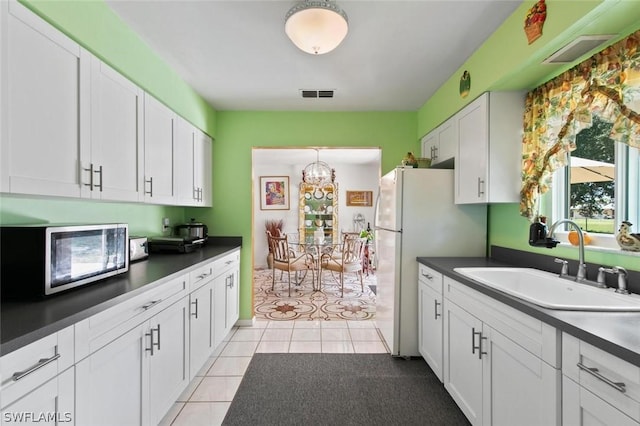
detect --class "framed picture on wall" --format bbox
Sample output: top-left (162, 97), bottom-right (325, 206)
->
top-left (346, 190), bottom-right (373, 206)
top-left (260, 176), bottom-right (290, 210)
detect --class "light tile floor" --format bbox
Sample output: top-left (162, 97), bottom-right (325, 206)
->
top-left (161, 319), bottom-right (387, 426)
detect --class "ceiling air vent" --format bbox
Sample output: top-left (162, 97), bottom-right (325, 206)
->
top-left (300, 89), bottom-right (334, 99)
top-left (543, 35), bottom-right (616, 64)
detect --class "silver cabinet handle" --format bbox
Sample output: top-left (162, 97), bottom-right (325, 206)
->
top-left (141, 299), bottom-right (162, 310)
top-left (94, 165), bottom-right (103, 191)
top-left (421, 272), bottom-right (433, 281)
top-left (471, 328), bottom-right (487, 359)
top-left (145, 325), bottom-right (161, 355)
top-left (12, 353), bottom-right (60, 381)
top-left (577, 363), bottom-right (626, 393)
top-left (83, 163), bottom-right (94, 189)
top-left (477, 177), bottom-right (485, 197)
top-left (479, 335), bottom-right (487, 359)
top-left (145, 177), bottom-right (153, 196)
top-left (196, 269), bottom-right (212, 280)
top-left (155, 324), bottom-right (161, 351)
top-left (226, 274), bottom-right (234, 288)
top-left (191, 299), bottom-right (199, 318)
top-left (434, 300), bottom-right (441, 319)
top-left (472, 328), bottom-right (480, 355)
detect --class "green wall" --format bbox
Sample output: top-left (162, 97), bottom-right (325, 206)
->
top-left (186, 111), bottom-right (417, 319)
top-left (417, 0), bottom-right (640, 271)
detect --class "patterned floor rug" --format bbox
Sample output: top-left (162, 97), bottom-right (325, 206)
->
top-left (253, 268), bottom-right (376, 322)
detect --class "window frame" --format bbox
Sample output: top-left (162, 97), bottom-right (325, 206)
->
top-left (549, 142), bottom-right (640, 254)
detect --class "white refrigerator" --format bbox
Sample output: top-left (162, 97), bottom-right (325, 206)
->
top-left (374, 168), bottom-right (487, 357)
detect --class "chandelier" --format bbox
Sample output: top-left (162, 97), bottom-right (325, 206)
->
top-left (303, 149), bottom-right (333, 185)
top-left (284, 0), bottom-right (349, 55)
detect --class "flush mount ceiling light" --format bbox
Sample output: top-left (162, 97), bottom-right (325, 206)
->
top-left (285, 0), bottom-right (349, 55)
top-left (303, 149), bottom-right (333, 185)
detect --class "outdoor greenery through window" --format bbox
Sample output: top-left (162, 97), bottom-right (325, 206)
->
top-left (557, 115), bottom-right (640, 237)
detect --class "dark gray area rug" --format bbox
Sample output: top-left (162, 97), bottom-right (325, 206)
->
top-left (223, 353), bottom-right (469, 426)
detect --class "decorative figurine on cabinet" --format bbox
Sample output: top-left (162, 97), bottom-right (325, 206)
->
top-left (616, 221), bottom-right (640, 252)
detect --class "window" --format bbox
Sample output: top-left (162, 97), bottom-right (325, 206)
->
top-left (552, 116), bottom-right (640, 247)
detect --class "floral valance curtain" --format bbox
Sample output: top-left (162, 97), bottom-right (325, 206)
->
top-left (520, 30), bottom-right (640, 220)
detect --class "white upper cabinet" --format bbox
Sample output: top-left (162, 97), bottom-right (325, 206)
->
top-left (143, 94), bottom-right (175, 204)
top-left (1, 2), bottom-right (212, 207)
top-left (173, 118), bottom-right (212, 206)
top-left (194, 128), bottom-right (212, 207)
top-left (87, 56), bottom-right (143, 202)
top-left (173, 115), bottom-right (196, 206)
top-left (1, 0), bottom-right (90, 197)
top-left (455, 92), bottom-right (524, 204)
top-left (420, 116), bottom-right (456, 168)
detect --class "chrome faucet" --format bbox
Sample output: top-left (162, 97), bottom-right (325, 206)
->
top-left (547, 219), bottom-right (587, 282)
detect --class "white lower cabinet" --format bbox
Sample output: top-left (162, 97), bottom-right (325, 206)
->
top-left (1, 368), bottom-right (75, 426)
top-left (562, 332), bottom-right (640, 425)
top-left (212, 255), bottom-right (240, 350)
top-left (1, 249), bottom-right (241, 426)
top-left (189, 280), bottom-right (214, 379)
top-left (0, 326), bottom-right (75, 426)
top-left (76, 297), bottom-right (188, 426)
top-left (418, 265), bottom-right (444, 381)
top-left (76, 323), bottom-right (148, 426)
top-left (443, 276), bottom-right (560, 426)
top-left (148, 298), bottom-right (189, 426)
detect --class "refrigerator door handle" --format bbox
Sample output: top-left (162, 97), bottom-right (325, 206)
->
top-left (373, 191), bottom-right (380, 230)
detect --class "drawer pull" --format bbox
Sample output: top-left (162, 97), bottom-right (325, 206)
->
top-left (577, 362), bottom-right (626, 393)
top-left (197, 270), bottom-right (213, 280)
top-left (421, 272), bottom-right (434, 281)
top-left (141, 299), bottom-right (162, 310)
top-left (12, 353), bottom-right (60, 381)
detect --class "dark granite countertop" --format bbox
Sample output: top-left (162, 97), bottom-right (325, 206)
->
top-left (417, 254), bottom-right (640, 367)
top-left (1, 238), bottom-right (241, 356)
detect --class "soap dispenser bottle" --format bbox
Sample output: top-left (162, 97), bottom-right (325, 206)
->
top-left (528, 216), bottom-right (548, 247)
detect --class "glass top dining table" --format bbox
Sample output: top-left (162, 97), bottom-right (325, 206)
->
top-left (287, 235), bottom-right (341, 291)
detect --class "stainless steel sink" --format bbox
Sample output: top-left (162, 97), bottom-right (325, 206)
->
top-left (453, 267), bottom-right (640, 311)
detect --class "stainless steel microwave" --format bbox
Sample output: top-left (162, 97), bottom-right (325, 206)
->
top-left (1, 223), bottom-right (129, 298)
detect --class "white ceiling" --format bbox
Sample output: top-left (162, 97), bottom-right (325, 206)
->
top-left (105, 0), bottom-right (523, 112)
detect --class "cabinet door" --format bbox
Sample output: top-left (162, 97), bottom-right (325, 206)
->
top-left (563, 376), bottom-right (639, 426)
top-left (89, 57), bottom-right (143, 202)
top-left (1, 1), bottom-right (89, 197)
top-left (421, 131), bottom-right (437, 162)
top-left (436, 117), bottom-right (457, 165)
top-left (1, 368), bottom-right (74, 426)
top-left (456, 94), bottom-right (488, 204)
top-left (143, 94), bottom-right (174, 204)
top-left (444, 300), bottom-right (484, 425)
top-left (418, 280), bottom-right (443, 381)
top-left (148, 298), bottom-right (189, 426)
top-left (76, 323), bottom-right (148, 426)
top-left (189, 282), bottom-right (213, 379)
top-left (225, 268), bottom-right (240, 332)
top-left (212, 273), bottom-right (228, 350)
top-left (194, 129), bottom-right (212, 207)
top-left (173, 116), bottom-right (196, 206)
top-left (483, 326), bottom-right (560, 426)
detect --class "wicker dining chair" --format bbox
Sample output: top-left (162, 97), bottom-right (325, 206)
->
top-left (320, 234), bottom-right (367, 297)
top-left (267, 231), bottom-right (315, 297)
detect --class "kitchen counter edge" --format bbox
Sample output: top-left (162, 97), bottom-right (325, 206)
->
top-left (417, 256), bottom-right (640, 367)
top-left (1, 241), bottom-right (242, 356)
